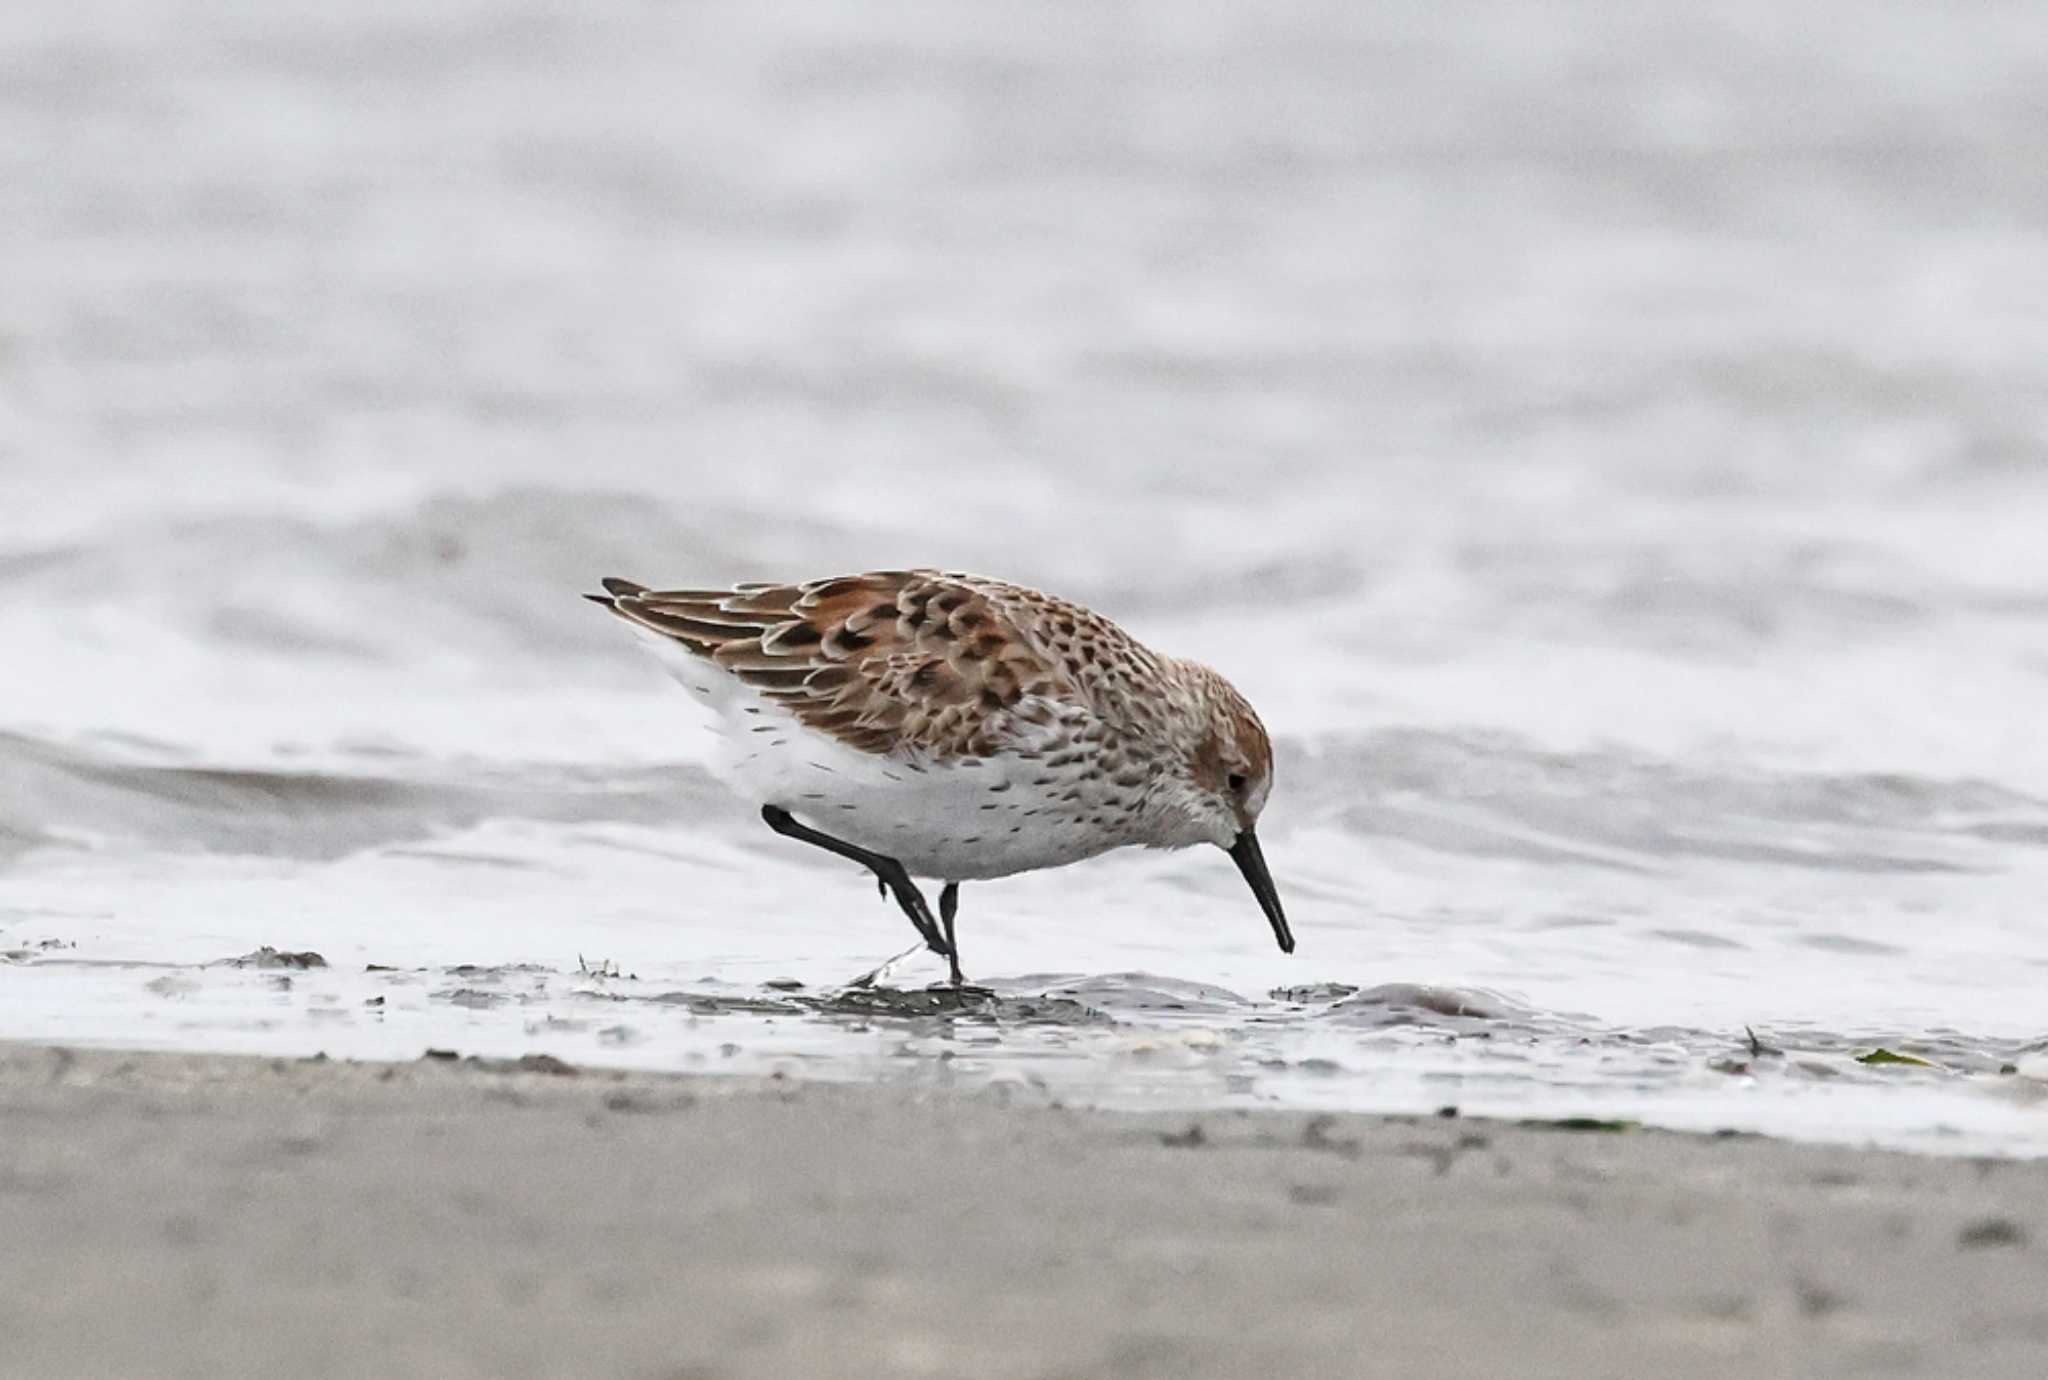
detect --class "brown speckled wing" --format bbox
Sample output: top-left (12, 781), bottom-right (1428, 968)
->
top-left (596, 571), bottom-right (1079, 759)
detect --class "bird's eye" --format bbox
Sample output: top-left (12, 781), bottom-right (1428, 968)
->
top-left (1227, 772), bottom-right (1248, 794)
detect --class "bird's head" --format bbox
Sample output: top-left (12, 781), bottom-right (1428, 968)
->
top-left (1167, 663), bottom-right (1292, 954)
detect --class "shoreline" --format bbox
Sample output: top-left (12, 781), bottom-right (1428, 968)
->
top-left (4, 1041), bottom-right (2046, 1378)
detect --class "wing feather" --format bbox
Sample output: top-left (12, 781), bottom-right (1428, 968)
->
top-left (592, 570), bottom-right (1080, 759)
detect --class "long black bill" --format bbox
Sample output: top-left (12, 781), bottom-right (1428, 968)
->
top-left (1228, 830), bottom-right (1294, 954)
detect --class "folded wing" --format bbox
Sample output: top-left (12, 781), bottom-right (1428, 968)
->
top-left (589, 570), bottom-right (1078, 759)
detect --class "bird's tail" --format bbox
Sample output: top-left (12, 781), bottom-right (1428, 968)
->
top-left (582, 576), bottom-right (650, 610)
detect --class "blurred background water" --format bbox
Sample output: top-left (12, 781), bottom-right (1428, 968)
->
top-left (4, 0), bottom-right (2047, 1152)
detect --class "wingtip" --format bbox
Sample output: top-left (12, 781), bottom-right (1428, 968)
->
top-left (583, 592), bottom-right (616, 607)
top-left (600, 576), bottom-right (648, 597)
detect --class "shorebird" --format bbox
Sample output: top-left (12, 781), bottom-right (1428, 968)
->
top-left (587, 570), bottom-right (1291, 985)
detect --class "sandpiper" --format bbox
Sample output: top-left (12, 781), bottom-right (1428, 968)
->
top-left (587, 570), bottom-right (1291, 984)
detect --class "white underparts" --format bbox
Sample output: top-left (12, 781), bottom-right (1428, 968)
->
top-left (632, 625), bottom-right (1129, 881)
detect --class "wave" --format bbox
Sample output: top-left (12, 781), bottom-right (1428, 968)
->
top-left (0, 731), bottom-right (725, 861)
top-left (12, 718), bottom-right (2046, 879)
top-left (1286, 729), bottom-right (2048, 874)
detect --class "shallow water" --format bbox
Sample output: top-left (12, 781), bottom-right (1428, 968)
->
top-left (4, 0), bottom-right (2048, 1154)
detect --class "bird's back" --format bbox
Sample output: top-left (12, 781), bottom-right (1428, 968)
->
top-left (592, 569), bottom-right (1175, 759)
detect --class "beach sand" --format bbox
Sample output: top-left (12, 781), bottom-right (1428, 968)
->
top-left (2, 1043), bottom-right (2044, 1378)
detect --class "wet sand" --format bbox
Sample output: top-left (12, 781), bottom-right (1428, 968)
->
top-left (3, 1043), bottom-right (2045, 1379)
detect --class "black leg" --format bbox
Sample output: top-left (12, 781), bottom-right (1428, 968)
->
top-left (760, 805), bottom-right (949, 957)
top-left (939, 882), bottom-right (964, 987)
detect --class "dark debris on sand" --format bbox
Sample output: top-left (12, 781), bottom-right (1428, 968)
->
top-left (799, 986), bottom-right (1109, 1027)
top-left (218, 946), bottom-right (327, 970)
